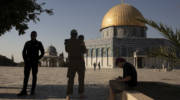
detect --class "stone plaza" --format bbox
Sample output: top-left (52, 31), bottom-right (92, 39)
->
top-left (0, 66), bottom-right (180, 100)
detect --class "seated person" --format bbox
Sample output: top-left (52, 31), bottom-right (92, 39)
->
top-left (108, 58), bottom-right (137, 100)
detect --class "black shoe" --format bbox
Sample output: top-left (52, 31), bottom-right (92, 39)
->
top-left (17, 90), bottom-right (27, 96)
top-left (30, 91), bottom-right (35, 95)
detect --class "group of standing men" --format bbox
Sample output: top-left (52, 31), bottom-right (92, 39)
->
top-left (17, 29), bottom-right (87, 100)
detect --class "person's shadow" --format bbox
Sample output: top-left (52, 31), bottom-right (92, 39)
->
top-left (0, 84), bottom-right (108, 100)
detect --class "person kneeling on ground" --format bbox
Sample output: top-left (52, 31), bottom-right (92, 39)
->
top-left (108, 58), bottom-right (137, 100)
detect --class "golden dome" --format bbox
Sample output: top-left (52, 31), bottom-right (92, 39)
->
top-left (101, 4), bottom-right (145, 30)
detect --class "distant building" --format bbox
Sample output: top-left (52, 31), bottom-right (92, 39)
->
top-left (11, 55), bottom-right (14, 62)
top-left (0, 54), bottom-right (17, 66)
top-left (84, 3), bottom-right (173, 69)
top-left (40, 45), bottom-right (65, 67)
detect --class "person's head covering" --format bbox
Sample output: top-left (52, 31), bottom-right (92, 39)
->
top-left (115, 58), bottom-right (126, 66)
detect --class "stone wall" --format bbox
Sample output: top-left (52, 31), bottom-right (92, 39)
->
top-left (101, 26), bottom-right (147, 39)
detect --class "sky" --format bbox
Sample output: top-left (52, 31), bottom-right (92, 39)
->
top-left (0, 0), bottom-right (180, 62)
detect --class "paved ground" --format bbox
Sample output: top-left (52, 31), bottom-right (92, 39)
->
top-left (0, 67), bottom-right (180, 100)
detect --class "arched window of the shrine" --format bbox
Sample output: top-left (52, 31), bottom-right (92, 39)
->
top-left (91, 49), bottom-right (94, 57)
top-left (101, 48), bottom-right (104, 66)
top-left (97, 48), bottom-right (101, 57)
top-left (121, 47), bottom-right (127, 57)
top-left (96, 48), bottom-right (99, 57)
top-left (114, 27), bottom-right (117, 37)
top-left (133, 27), bottom-right (137, 36)
top-left (103, 48), bottom-right (107, 57)
top-left (101, 48), bottom-right (104, 57)
top-left (93, 49), bottom-right (96, 57)
top-left (140, 28), bottom-right (145, 37)
top-left (107, 48), bottom-right (111, 66)
top-left (90, 49), bottom-right (94, 65)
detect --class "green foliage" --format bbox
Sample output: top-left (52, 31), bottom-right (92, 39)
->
top-left (138, 18), bottom-right (180, 70)
top-left (0, 0), bottom-right (53, 36)
top-left (148, 47), bottom-right (177, 60)
top-left (138, 18), bottom-right (180, 49)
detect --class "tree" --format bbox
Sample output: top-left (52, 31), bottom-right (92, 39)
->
top-left (139, 18), bottom-right (180, 70)
top-left (0, 0), bottom-right (53, 36)
top-left (147, 46), bottom-right (177, 70)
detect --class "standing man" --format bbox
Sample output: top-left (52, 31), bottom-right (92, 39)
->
top-left (18, 31), bottom-right (45, 96)
top-left (65, 29), bottom-right (87, 100)
top-left (98, 62), bottom-right (101, 70)
top-left (108, 58), bottom-right (137, 100)
top-left (93, 63), bottom-right (97, 71)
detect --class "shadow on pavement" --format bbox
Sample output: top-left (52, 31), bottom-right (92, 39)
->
top-left (137, 81), bottom-right (180, 100)
top-left (1, 82), bottom-right (179, 100)
top-left (0, 84), bottom-right (108, 100)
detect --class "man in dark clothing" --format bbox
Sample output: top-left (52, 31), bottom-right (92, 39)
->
top-left (17, 31), bottom-right (45, 96)
top-left (98, 62), bottom-right (101, 70)
top-left (65, 29), bottom-right (87, 100)
top-left (108, 58), bottom-right (137, 100)
top-left (93, 63), bottom-right (97, 71)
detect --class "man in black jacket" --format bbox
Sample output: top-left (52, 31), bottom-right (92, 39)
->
top-left (18, 31), bottom-right (45, 96)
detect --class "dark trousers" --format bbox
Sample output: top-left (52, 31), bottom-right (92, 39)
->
top-left (109, 79), bottom-right (131, 93)
top-left (66, 68), bottom-right (85, 95)
top-left (22, 62), bottom-right (38, 92)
